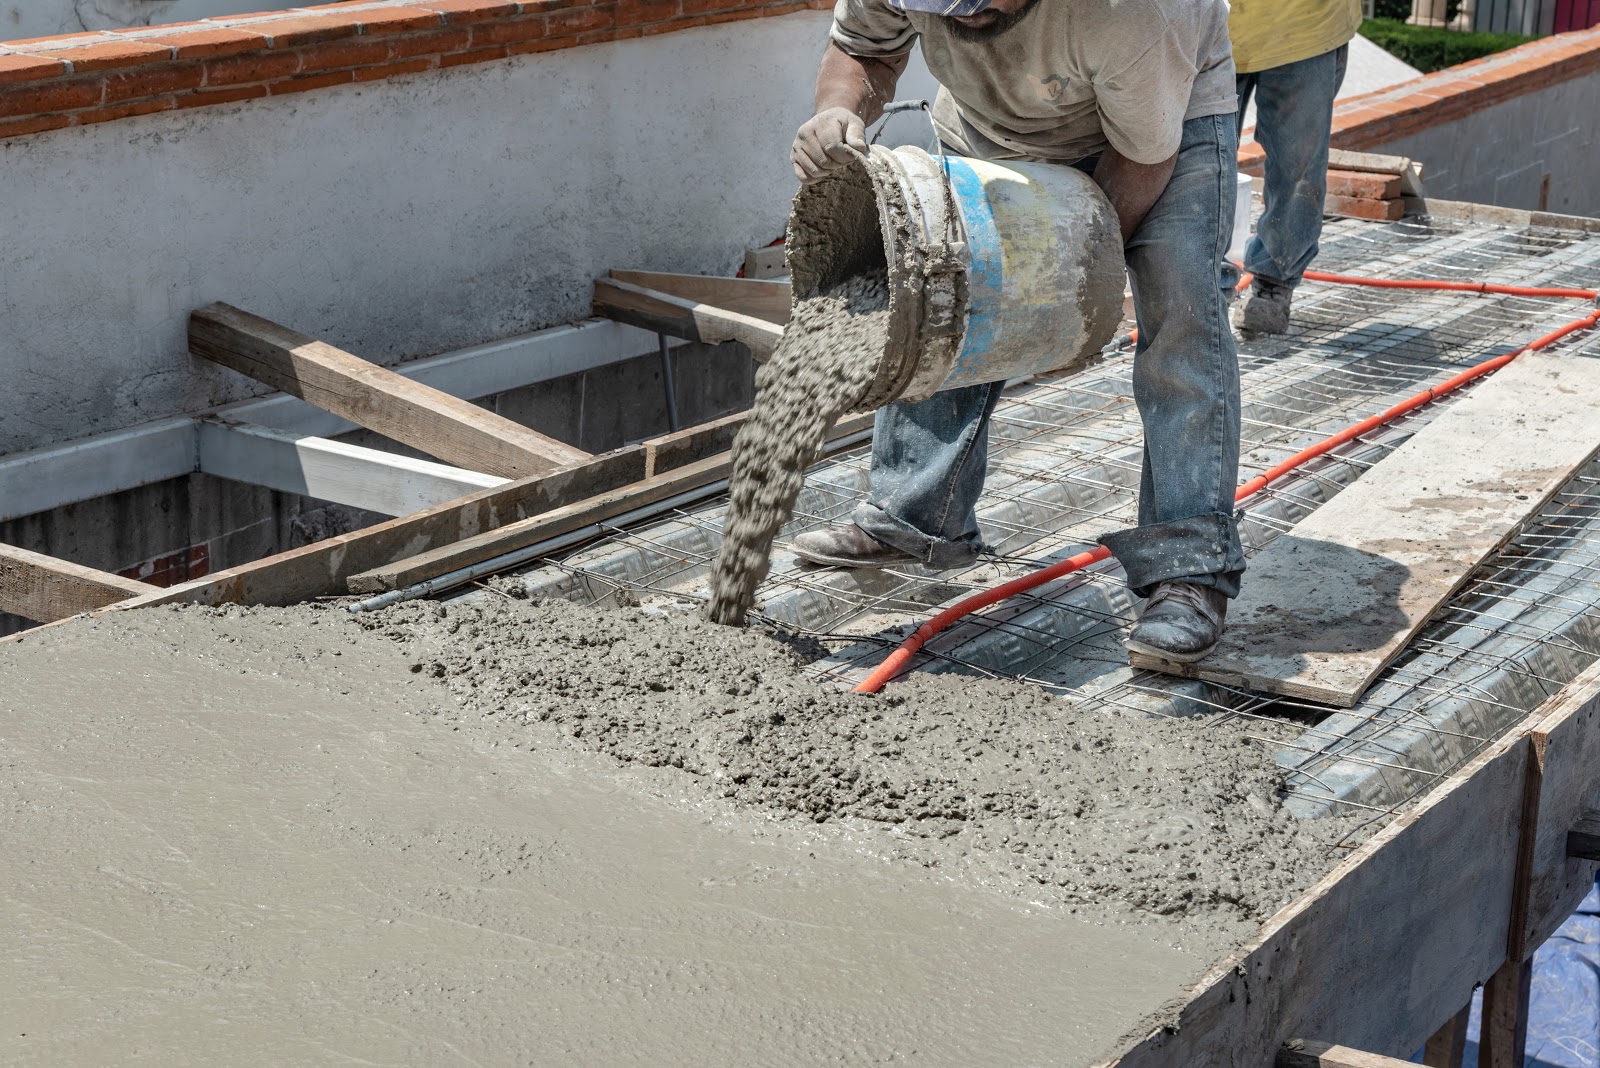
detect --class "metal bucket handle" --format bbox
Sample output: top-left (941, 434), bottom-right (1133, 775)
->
top-left (868, 100), bottom-right (967, 276)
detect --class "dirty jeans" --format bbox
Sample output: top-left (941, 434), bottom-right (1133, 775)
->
top-left (852, 113), bottom-right (1246, 598)
top-left (1235, 45), bottom-right (1349, 288)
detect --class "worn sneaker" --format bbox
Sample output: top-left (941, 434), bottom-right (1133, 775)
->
top-left (790, 523), bottom-right (918, 569)
top-left (1234, 279), bottom-right (1294, 336)
top-left (1125, 581), bottom-right (1228, 663)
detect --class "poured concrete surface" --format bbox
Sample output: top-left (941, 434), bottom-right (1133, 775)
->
top-left (2, 606), bottom-right (1233, 1066)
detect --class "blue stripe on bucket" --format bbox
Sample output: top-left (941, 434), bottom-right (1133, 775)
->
top-left (943, 157), bottom-right (1000, 361)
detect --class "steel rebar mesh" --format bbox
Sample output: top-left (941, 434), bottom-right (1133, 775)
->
top-left (483, 214), bottom-right (1600, 819)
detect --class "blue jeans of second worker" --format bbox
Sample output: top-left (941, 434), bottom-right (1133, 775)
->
top-left (1236, 45), bottom-right (1349, 288)
top-left (852, 113), bottom-right (1246, 598)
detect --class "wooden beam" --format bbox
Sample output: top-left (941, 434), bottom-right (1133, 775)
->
top-left (197, 419), bottom-right (507, 517)
top-left (0, 543), bottom-right (155, 623)
top-left (1401, 196), bottom-right (1600, 235)
top-left (1278, 1040), bottom-right (1418, 1068)
top-left (1326, 148), bottom-right (1426, 197)
top-left (608, 271), bottom-right (790, 325)
top-left (1565, 812), bottom-right (1600, 861)
top-left (345, 411), bottom-right (875, 595)
top-left (189, 303), bottom-right (591, 479)
top-left (1519, 669), bottom-right (1600, 952)
top-left (1422, 1004), bottom-right (1470, 1068)
top-left (1131, 347), bottom-right (1600, 706)
top-left (1480, 959), bottom-right (1531, 1068)
top-left (593, 276), bottom-right (785, 361)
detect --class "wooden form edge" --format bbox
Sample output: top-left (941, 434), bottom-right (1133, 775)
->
top-left (593, 275), bottom-right (785, 361)
top-left (1101, 657), bottom-right (1600, 1067)
top-left (190, 303), bottom-right (592, 479)
top-left (0, 543), bottom-right (157, 624)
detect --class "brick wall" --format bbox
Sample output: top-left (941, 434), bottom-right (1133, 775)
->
top-left (0, 0), bottom-right (829, 139)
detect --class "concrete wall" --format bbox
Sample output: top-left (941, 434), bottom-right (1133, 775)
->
top-left (1, 11), bottom-right (940, 459)
top-left (2, 0), bottom-right (269, 39)
top-left (1365, 67), bottom-right (1600, 216)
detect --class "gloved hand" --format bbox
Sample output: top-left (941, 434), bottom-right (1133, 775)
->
top-left (791, 107), bottom-right (868, 183)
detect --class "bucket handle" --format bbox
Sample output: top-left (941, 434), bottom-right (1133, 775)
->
top-left (867, 100), bottom-right (965, 275)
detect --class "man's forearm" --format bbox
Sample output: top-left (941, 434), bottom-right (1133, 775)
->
top-left (815, 42), bottom-right (907, 126)
top-left (1092, 147), bottom-right (1179, 245)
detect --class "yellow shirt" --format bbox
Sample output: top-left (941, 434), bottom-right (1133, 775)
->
top-left (1229, 0), bottom-right (1362, 74)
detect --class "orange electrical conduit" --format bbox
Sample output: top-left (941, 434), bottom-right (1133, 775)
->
top-left (851, 280), bottom-right (1600, 695)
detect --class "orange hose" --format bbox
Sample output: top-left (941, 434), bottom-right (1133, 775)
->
top-left (852, 298), bottom-right (1600, 695)
top-left (1303, 270), bottom-right (1597, 301)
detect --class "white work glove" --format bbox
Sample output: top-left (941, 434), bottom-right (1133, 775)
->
top-left (792, 107), bottom-right (868, 183)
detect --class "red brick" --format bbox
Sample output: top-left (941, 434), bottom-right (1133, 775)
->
top-left (576, 25), bottom-right (643, 42)
top-left (1324, 193), bottom-right (1404, 221)
top-left (76, 96), bottom-right (175, 123)
top-left (619, 0), bottom-right (681, 22)
top-left (508, 37), bottom-right (572, 54)
top-left (1325, 168), bottom-right (1401, 200)
top-left (353, 6), bottom-right (447, 34)
top-left (388, 27), bottom-right (473, 57)
top-left (0, 78), bottom-right (103, 118)
top-left (54, 40), bottom-right (174, 72)
top-left (761, 0), bottom-right (809, 13)
top-left (0, 113), bottom-right (72, 138)
top-left (205, 50), bottom-right (301, 86)
top-left (296, 38), bottom-right (393, 73)
top-left (471, 15), bottom-right (550, 44)
top-left (174, 83), bottom-right (270, 107)
top-left (681, 0), bottom-right (745, 14)
top-left (5, 31), bottom-right (116, 49)
top-left (702, 7), bottom-right (760, 24)
top-left (163, 28), bottom-right (269, 60)
top-left (353, 57), bottom-right (437, 80)
top-left (437, 44), bottom-right (509, 66)
top-left (268, 69), bottom-right (356, 94)
top-left (414, 0), bottom-right (521, 22)
top-left (643, 15), bottom-right (703, 32)
top-left (547, 3), bottom-right (616, 34)
top-left (0, 54), bottom-right (69, 85)
top-left (104, 63), bottom-right (205, 102)
top-left (254, 15), bottom-right (361, 47)
top-left (518, 0), bottom-right (588, 11)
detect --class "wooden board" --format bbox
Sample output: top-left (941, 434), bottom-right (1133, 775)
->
top-left (1131, 349), bottom-right (1600, 707)
top-left (346, 411), bottom-right (877, 594)
top-left (0, 543), bottom-right (155, 623)
top-left (189, 303), bottom-right (590, 480)
top-left (1520, 658), bottom-right (1600, 951)
top-left (197, 419), bottom-right (507, 517)
top-left (609, 271), bottom-right (791, 325)
top-left (1279, 1041), bottom-right (1417, 1068)
top-left (593, 276), bottom-right (785, 361)
top-left (1104, 662), bottom-right (1600, 1067)
top-left (1326, 148), bottom-right (1426, 197)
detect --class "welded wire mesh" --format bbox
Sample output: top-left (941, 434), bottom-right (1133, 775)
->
top-left (491, 214), bottom-right (1600, 818)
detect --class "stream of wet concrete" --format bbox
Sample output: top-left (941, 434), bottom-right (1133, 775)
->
top-left (2, 602), bottom-right (1357, 1065)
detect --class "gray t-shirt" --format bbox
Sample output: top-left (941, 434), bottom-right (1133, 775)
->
top-left (831, 0), bottom-right (1236, 165)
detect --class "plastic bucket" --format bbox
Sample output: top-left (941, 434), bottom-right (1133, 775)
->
top-left (786, 144), bottom-right (1125, 408)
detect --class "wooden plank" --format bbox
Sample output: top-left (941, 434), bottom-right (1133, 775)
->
top-left (1422, 1004), bottom-right (1470, 1068)
top-left (91, 447), bottom-right (649, 612)
top-left (189, 303), bottom-right (590, 479)
top-left (1278, 1040), bottom-right (1418, 1068)
top-left (641, 409), bottom-right (873, 479)
top-left (1565, 813), bottom-right (1600, 861)
top-left (1521, 659), bottom-right (1600, 950)
top-left (593, 276), bottom-right (785, 361)
top-left (1130, 348), bottom-right (1600, 707)
top-left (0, 543), bottom-right (155, 623)
top-left (197, 419), bottom-right (507, 517)
top-left (1402, 196), bottom-right (1600, 235)
top-left (609, 271), bottom-right (791, 325)
top-left (346, 413), bottom-right (875, 594)
top-left (1479, 958), bottom-right (1531, 1068)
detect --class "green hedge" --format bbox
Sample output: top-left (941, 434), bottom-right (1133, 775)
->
top-left (1358, 18), bottom-right (1535, 73)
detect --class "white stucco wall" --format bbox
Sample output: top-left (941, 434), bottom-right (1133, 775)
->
top-left (3, 0), bottom-right (269, 40)
top-left (1365, 68), bottom-right (1600, 217)
top-left (0, 13), bottom-right (938, 456)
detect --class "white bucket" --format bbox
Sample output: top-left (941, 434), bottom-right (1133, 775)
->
top-left (1227, 171), bottom-right (1253, 263)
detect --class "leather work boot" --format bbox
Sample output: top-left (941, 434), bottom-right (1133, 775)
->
top-left (1234, 278), bottom-right (1293, 336)
top-left (790, 523), bottom-right (918, 569)
top-left (1124, 581), bottom-right (1228, 663)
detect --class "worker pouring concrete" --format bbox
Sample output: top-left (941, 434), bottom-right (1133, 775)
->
top-left (788, 0), bottom-right (1245, 662)
top-left (1231, 0), bottom-right (1362, 335)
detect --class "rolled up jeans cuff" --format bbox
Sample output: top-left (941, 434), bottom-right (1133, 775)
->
top-left (1099, 511), bottom-right (1245, 599)
top-left (852, 502), bottom-right (985, 571)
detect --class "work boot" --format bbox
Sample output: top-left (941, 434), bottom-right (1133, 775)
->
top-left (1125, 581), bottom-right (1228, 663)
top-left (790, 523), bottom-right (918, 569)
top-left (1234, 278), bottom-right (1294, 336)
